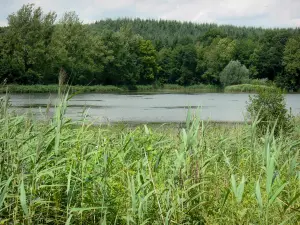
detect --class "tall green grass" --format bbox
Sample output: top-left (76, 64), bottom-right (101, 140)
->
top-left (0, 84), bottom-right (220, 94)
top-left (225, 84), bottom-right (277, 93)
top-left (0, 93), bottom-right (299, 224)
top-left (163, 84), bottom-right (220, 92)
top-left (0, 85), bottom-right (123, 94)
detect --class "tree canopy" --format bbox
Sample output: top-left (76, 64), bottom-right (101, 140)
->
top-left (0, 4), bottom-right (300, 90)
top-left (220, 61), bottom-right (249, 87)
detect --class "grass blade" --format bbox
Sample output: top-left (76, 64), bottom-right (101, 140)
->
top-left (284, 192), bottom-right (300, 213)
top-left (255, 180), bottom-right (263, 209)
top-left (268, 183), bottom-right (287, 206)
top-left (0, 175), bottom-right (13, 209)
top-left (20, 176), bottom-right (29, 216)
top-left (65, 214), bottom-right (73, 225)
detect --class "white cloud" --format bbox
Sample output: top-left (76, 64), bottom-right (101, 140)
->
top-left (0, 0), bottom-right (299, 27)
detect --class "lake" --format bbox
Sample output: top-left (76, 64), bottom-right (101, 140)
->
top-left (3, 93), bottom-right (300, 123)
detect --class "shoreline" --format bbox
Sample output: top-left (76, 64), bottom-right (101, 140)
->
top-left (0, 84), bottom-right (221, 94)
top-left (2, 84), bottom-right (297, 94)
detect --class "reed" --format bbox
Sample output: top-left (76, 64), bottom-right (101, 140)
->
top-left (225, 84), bottom-right (276, 93)
top-left (0, 91), bottom-right (299, 224)
top-left (0, 84), bottom-right (219, 94)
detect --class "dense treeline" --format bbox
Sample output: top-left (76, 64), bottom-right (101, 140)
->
top-left (1, 4), bottom-right (300, 90)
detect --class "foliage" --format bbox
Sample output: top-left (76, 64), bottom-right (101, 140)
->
top-left (47, 12), bottom-right (108, 85)
top-left (0, 4), bottom-right (56, 84)
top-left (220, 60), bottom-right (249, 86)
top-left (280, 35), bottom-right (300, 91)
top-left (246, 88), bottom-right (293, 135)
top-left (197, 38), bottom-right (237, 84)
top-left (0, 4), bottom-right (300, 90)
top-left (0, 94), bottom-right (299, 224)
top-left (170, 44), bottom-right (198, 85)
top-left (137, 39), bottom-right (160, 84)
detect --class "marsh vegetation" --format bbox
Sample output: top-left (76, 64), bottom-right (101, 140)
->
top-left (0, 89), bottom-right (299, 224)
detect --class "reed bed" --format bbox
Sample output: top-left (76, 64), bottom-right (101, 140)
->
top-left (0, 93), bottom-right (299, 224)
top-left (0, 84), bottom-right (219, 94)
top-left (225, 84), bottom-right (276, 93)
top-left (0, 85), bottom-right (123, 94)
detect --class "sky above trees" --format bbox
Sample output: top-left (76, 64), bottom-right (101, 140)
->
top-left (0, 0), bottom-right (300, 27)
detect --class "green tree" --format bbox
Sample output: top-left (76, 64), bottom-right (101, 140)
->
top-left (137, 39), bottom-right (160, 84)
top-left (200, 37), bottom-right (236, 84)
top-left (100, 27), bottom-right (143, 86)
top-left (170, 44), bottom-right (197, 85)
top-left (2, 5), bottom-right (300, 89)
top-left (253, 31), bottom-right (290, 81)
top-left (235, 38), bottom-right (259, 77)
top-left (220, 60), bottom-right (249, 86)
top-left (248, 47), bottom-right (261, 78)
top-left (246, 88), bottom-right (293, 135)
top-left (48, 12), bottom-right (107, 84)
top-left (0, 4), bottom-right (56, 84)
top-left (157, 47), bottom-right (173, 83)
top-left (281, 36), bottom-right (300, 91)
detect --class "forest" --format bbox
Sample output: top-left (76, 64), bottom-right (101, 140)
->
top-left (0, 4), bottom-right (300, 91)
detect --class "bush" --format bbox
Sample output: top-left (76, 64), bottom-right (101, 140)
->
top-left (246, 87), bottom-right (293, 135)
top-left (220, 60), bottom-right (249, 87)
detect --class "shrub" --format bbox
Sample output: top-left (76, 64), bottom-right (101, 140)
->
top-left (246, 87), bottom-right (293, 135)
top-left (220, 60), bottom-right (249, 87)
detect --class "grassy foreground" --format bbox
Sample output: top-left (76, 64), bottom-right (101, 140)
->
top-left (0, 94), bottom-right (300, 224)
top-left (0, 84), bottom-right (219, 94)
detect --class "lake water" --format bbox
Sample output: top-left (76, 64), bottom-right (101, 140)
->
top-left (3, 93), bottom-right (300, 123)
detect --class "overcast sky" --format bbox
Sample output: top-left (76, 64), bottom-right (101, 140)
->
top-left (1, 0), bottom-right (300, 28)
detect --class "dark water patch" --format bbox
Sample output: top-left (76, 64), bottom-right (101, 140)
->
top-left (128, 95), bottom-right (143, 98)
top-left (12, 104), bottom-right (49, 108)
top-left (12, 104), bottom-right (114, 109)
top-left (71, 99), bottom-right (103, 102)
top-left (68, 105), bottom-right (110, 109)
top-left (150, 106), bottom-right (216, 109)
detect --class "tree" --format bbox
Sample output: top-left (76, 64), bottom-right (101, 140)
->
top-left (1, 4), bottom-right (56, 84)
top-left (137, 39), bottom-right (160, 84)
top-left (281, 36), bottom-right (300, 91)
top-left (100, 27), bottom-right (144, 86)
top-left (48, 11), bottom-right (107, 84)
top-left (199, 37), bottom-right (236, 84)
top-left (253, 30), bottom-right (290, 81)
top-left (235, 38), bottom-right (259, 77)
top-left (248, 47), bottom-right (261, 78)
top-left (170, 44), bottom-right (197, 85)
top-left (157, 47), bottom-right (173, 84)
top-left (246, 88), bottom-right (293, 135)
top-left (2, 5), bottom-right (300, 89)
top-left (220, 60), bottom-right (249, 86)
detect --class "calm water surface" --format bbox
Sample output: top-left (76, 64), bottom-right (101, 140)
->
top-left (3, 93), bottom-right (300, 123)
